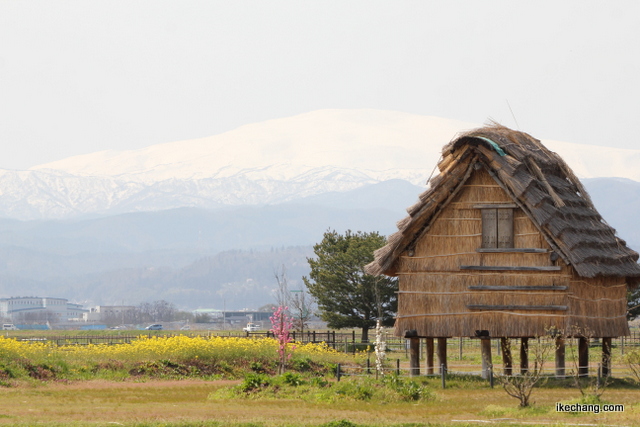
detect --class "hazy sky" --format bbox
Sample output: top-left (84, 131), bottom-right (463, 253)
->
top-left (1, 1), bottom-right (639, 170)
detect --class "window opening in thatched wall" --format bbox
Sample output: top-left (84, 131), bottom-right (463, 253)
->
top-left (480, 207), bottom-right (514, 249)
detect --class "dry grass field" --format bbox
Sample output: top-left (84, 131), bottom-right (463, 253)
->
top-left (0, 377), bottom-right (638, 427)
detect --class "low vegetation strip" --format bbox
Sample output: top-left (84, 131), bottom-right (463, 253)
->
top-left (0, 335), bottom-right (351, 383)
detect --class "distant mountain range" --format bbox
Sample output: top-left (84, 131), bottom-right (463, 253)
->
top-left (0, 109), bottom-right (637, 310)
top-left (1, 109), bottom-right (639, 220)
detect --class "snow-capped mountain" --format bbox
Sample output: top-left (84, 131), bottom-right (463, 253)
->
top-left (1, 109), bottom-right (639, 220)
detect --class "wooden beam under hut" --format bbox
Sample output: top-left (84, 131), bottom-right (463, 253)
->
top-left (480, 338), bottom-right (492, 380)
top-left (520, 338), bottom-right (529, 374)
top-left (437, 337), bottom-right (447, 374)
top-left (426, 338), bottom-right (434, 375)
top-left (501, 338), bottom-right (512, 375)
top-left (404, 330), bottom-right (420, 377)
top-left (409, 337), bottom-right (420, 377)
top-left (555, 337), bottom-right (565, 378)
top-left (579, 337), bottom-right (589, 377)
top-left (602, 337), bottom-right (612, 377)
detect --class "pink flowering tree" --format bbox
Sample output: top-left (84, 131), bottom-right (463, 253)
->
top-left (270, 306), bottom-right (295, 374)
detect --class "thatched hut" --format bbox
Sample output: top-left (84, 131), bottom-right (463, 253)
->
top-left (366, 124), bottom-right (640, 377)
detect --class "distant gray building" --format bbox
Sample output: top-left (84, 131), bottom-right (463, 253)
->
top-left (0, 297), bottom-right (88, 323)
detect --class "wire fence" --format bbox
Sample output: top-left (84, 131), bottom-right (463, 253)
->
top-left (336, 358), bottom-right (631, 390)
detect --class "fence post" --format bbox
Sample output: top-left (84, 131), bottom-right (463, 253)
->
top-left (336, 363), bottom-right (341, 381)
top-left (396, 358), bottom-right (400, 376)
top-left (367, 357), bottom-right (371, 374)
top-left (441, 364), bottom-right (446, 389)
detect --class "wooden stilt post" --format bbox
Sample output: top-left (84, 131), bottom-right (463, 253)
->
top-left (555, 336), bottom-right (565, 378)
top-left (578, 337), bottom-right (589, 377)
top-left (602, 337), bottom-right (612, 377)
top-left (520, 338), bottom-right (529, 374)
top-left (500, 338), bottom-right (512, 375)
top-left (426, 337), bottom-right (434, 375)
top-left (481, 338), bottom-right (492, 380)
top-left (437, 337), bottom-right (447, 374)
top-left (409, 337), bottom-right (420, 377)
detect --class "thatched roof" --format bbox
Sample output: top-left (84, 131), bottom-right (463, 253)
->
top-left (367, 125), bottom-right (640, 284)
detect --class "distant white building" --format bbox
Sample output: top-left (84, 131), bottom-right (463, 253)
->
top-left (0, 297), bottom-right (88, 323)
top-left (83, 305), bottom-right (136, 323)
top-left (66, 302), bottom-right (87, 320)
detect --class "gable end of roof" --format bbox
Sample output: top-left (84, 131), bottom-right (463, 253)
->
top-left (366, 125), bottom-right (640, 282)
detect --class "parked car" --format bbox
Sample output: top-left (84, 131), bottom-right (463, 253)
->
top-left (2, 324), bottom-right (18, 330)
top-left (145, 324), bottom-right (163, 330)
top-left (242, 323), bottom-right (259, 332)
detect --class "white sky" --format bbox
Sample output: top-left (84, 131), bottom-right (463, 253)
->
top-left (1, 1), bottom-right (639, 170)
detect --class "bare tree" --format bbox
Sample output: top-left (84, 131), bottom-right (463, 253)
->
top-left (153, 300), bottom-right (176, 321)
top-left (494, 337), bottom-right (552, 407)
top-left (566, 326), bottom-right (609, 402)
top-left (273, 264), bottom-right (290, 308)
top-left (289, 285), bottom-right (315, 336)
top-left (626, 350), bottom-right (640, 385)
top-left (137, 300), bottom-right (177, 322)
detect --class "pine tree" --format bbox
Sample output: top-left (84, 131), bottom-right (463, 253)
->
top-left (303, 230), bottom-right (397, 342)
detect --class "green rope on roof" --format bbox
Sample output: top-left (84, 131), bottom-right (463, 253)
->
top-left (476, 136), bottom-right (506, 157)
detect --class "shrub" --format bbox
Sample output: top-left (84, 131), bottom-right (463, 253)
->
top-left (291, 356), bottom-right (312, 372)
top-left (281, 372), bottom-right (304, 386)
top-left (310, 376), bottom-right (329, 388)
top-left (240, 373), bottom-right (271, 393)
top-left (321, 421), bottom-right (358, 427)
top-left (382, 374), bottom-right (434, 401)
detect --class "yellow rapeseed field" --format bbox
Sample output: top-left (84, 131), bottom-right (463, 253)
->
top-left (0, 334), bottom-right (349, 377)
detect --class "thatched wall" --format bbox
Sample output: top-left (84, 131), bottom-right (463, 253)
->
top-left (566, 275), bottom-right (628, 338)
top-left (394, 168), bottom-right (629, 338)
